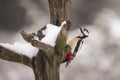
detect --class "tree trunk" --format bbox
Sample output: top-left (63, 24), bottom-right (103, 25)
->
top-left (32, 0), bottom-right (71, 80)
top-left (32, 50), bottom-right (60, 80)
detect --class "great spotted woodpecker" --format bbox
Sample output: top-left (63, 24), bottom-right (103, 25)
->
top-left (62, 27), bottom-right (89, 67)
top-left (68, 27), bottom-right (89, 56)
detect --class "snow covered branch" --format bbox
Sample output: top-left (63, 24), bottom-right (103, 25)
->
top-left (20, 30), bottom-right (51, 52)
top-left (20, 20), bottom-right (71, 64)
top-left (0, 45), bottom-right (32, 67)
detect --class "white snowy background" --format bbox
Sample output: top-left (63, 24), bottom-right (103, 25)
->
top-left (0, 0), bottom-right (120, 80)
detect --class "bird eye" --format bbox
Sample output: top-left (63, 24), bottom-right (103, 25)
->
top-left (86, 29), bottom-right (89, 33)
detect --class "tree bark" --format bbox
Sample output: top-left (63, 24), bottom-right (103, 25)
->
top-left (32, 50), bottom-right (60, 80)
top-left (48, 0), bottom-right (71, 25)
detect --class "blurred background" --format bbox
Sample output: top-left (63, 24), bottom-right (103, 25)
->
top-left (0, 0), bottom-right (120, 80)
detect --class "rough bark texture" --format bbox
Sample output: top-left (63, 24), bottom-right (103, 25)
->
top-left (48, 0), bottom-right (71, 25)
top-left (0, 0), bottom-right (71, 80)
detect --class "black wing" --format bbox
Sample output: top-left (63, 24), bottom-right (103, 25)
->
top-left (73, 39), bottom-right (83, 57)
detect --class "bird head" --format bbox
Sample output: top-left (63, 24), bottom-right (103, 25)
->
top-left (78, 27), bottom-right (89, 39)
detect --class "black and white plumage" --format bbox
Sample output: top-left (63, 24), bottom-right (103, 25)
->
top-left (67, 27), bottom-right (89, 57)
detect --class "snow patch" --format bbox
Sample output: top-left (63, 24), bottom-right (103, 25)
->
top-left (0, 42), bottom-right (39, 58)
top-left (41, 21), bottom-right (66, 47)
